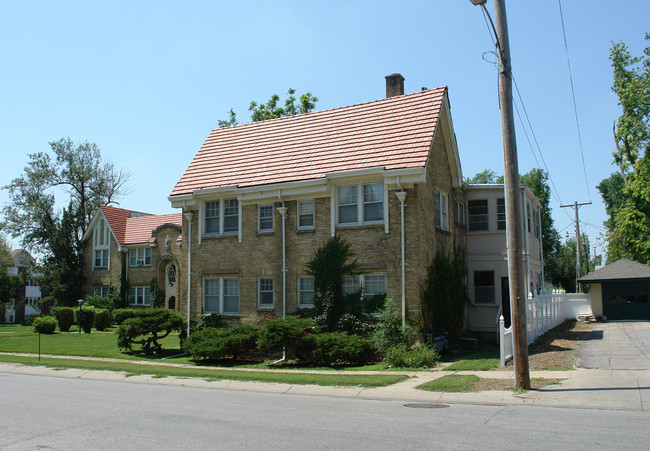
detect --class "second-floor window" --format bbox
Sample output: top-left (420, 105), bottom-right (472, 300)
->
top-left (129, 247), bottom-right (152, 266)
top-left (497, 198), bottom-right (506, 230)
top-left (205, 199), bottom-right (239, 236)
top-left (94, 249), bottom-right (108, 268)
top-left (468, 199), bottom-right (489, 231)
top-left (455, 201), bottom-right (465, 226)
top-left (298, 200), bottom-right (315, 230)
top-left (258, 205), bottom-right (274, 233)
top-left (337, 182), bottom-right (383, 226)
top-left (435, 190), bottom-right (449, 231)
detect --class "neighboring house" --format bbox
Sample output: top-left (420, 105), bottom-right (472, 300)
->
top-left (3, 249), bottom-right (42, 324)
top-left (81, 206), bottom-right (183, 310)
top-left (465, 184), bottom-right (543, 332)
top-left (168, 74), bottom-right (468, 325)
top-left (579, 258), bottom-right (650, 321)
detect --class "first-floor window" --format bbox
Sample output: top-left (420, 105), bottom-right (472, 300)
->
top-left (474, 271), bottom-right (495, 304)
top-left (203, 278), bottom-right (239, 315)
top-left (258, 278), bottom-right (274, 307)
top-left (94, 286), bottom-right (109, 298)
top-left (298, 276), bottom-right (315, 308)
top-left (342, 274), bottom-right (386, 300)
top-left (129, 286), bottom-right (151, 306)
top-left (94, 249), bottom-right (108, 268)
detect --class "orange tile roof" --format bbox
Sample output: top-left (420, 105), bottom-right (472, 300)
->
top-left (123, 213), bottom-right (183, 245)
top-left (170, 87), bottom-right (447, 196)
top-left (99, 206), bottom-right (182, 246)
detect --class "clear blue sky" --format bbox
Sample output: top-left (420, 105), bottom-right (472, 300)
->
top-left (1, 1), bottom-right (649, 259)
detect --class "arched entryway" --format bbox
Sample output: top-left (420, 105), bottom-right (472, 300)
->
top-left (165, 262), bottom-right (177, 310)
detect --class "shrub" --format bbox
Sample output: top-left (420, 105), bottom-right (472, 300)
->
top-left (185, 324), bottom-right (260, 360)
top-left (75, 307), bottom-right (96, 333)
top-left (117, 309), bottom-right (183, 355)
top-left (196, 313), bottom-right (227, 331)
top-left (372, 298), bottom-right (415, 353)
top-left (310, 332), bottom-right (373, 366)
top-left (112, 308), bottom-right (139, 325)
top-left (22, 314), bottom-right (43, 326)
top-left (85, 295), bottom-right (115, 311)
top-left (33, 316), bottom-right (57, 334)
top-left (53, 307), bottom-right (75, 332)
top-left (94, 308), bottom-right (111, 331)
top-left (257, 316), bottom-right (317, 359)
top-left (384, 344), bottom-right (439, 368)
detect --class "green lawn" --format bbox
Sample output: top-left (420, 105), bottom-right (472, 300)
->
top-left (0, 324), bottom-right (184, 360)
top-left (0, 324), bottom-right (409, 387)
top-left (443, 351), bottom-right (500, 371)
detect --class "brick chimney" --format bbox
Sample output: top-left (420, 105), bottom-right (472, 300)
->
top-left (385, 73), bottom-right (405, 98)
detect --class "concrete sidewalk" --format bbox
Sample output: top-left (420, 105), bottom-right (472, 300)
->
top-left (1, 359), bottom-right (648, 412)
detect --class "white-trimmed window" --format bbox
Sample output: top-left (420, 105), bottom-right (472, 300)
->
top-left (94, 286), bottom-right (109, 297)
top-left (473, 271), bottom-right (495, 304)
top-left (468, 199), bottom-right (489, 231)
top-left (94, 250), bottom-right (108, 268)
top-left (497, 198), bottom-right (506, 230)
top-left (455, 201), bottom-right (465, 226)
top-left (298, 276), bottom-right (315, 308)
top-left (337, 182), bottom-right (384, 226)
top-left (92, 218), bottom-right (109, 268)
top-left (435, 190), bottom-right (449, 231)
top-left (527, 203), bottom-right (532, 233)
top-left (534, 208), bottom-right (541, 239)
top-left (258, 205), bottom-right (274, 233)
top-left (343, 274), bottom-right (386, 300)
top-left (129, 286), bottom-right (151, 306)
top-left (129, 247), bottom-right (152, 266)
top-left (298, 200), bottom-right (315, 230)
top-left (204, 199), bottom-right (239, 236)
top-left (203, 278), bottom-right (239, 315)
top-left (258, 277), bottom-right (274, 308)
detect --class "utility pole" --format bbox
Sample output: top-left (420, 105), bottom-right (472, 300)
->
top-left (470, 0), bottom-right (530, 389)
top-left (560, 201), bottom-right (591, 292)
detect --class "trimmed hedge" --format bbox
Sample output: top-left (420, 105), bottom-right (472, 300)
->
top-left (33, 316), bottom-right (57, 334)
top-left (94, 308), bottom-right (111, 331)
top-left (184, 324), bottom-right (260, 361)
top-left (112, 308), bottom-right (139, 325)
top-left (257, 316), bottom-right (317, 360)
top-left (384, 344), bottom-right (439, 368)
top-left (310, 332), bottom-right (373, 366)
top-left (53, 307), bottom-right (75, 332)
top-left (75, 307), bottom-right (96, 333)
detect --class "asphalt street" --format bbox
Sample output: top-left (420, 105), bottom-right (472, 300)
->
top-left (1, 371), bottom-right (649, 450)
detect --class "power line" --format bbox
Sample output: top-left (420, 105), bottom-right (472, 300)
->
top-left (558, 0), bottom-right (591, 202)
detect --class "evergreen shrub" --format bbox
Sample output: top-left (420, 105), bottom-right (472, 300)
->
top-left (33, 316), bottom-right (57, 334)
top-left (94, 308), bottom-right (111, 331)
top-left (384, 344), bottom-right (439, 368)
top-left (75, 307), bottom-right (96, 333)
top-left (112, 308), bottom-right (139, 325)
top-left (184, 324), bottom-right (260, 360)
top-left (310, 332), bottom-right (373, 366)
top-left (53, 307), bottom-right (75, 332)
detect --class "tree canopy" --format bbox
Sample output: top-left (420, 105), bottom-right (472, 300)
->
top-left (218, 89), bottom-right (319, 127)
top-left (598, 33), bottom-right (650, 264)
top-left (1, 138), bottom-right (130, 305)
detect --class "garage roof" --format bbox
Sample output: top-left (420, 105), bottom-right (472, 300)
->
top-left (579, 258), bottom-right (650, 283)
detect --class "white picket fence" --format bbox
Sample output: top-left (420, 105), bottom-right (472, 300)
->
top-left (499, 290), bottom-right (592, 366)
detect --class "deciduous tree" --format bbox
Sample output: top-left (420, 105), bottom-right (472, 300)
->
top-left (218, 89), bottom-right (318, 127)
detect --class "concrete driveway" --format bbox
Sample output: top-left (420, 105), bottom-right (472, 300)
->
top-left (575, 321), bottom-right (650, 370)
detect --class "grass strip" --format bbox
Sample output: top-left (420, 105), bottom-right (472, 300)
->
top-left (0, 355), bottom-right (407, 388)
top-left (418, 374), bottom-right (480, 392)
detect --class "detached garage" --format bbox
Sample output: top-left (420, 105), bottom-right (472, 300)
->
top-left (579, 258), bottom-right (650, 321)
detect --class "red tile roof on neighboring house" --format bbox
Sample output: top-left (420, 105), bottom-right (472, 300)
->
top-left (99, 206), bottom-right (182, 246)
top-left (170, 87), bottom-right (447, 196)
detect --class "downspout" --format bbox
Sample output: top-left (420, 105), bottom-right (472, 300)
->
top-left (395, 189), bottom-right (408, 328)
top-left (276, 197), bottom-right (288, 364)
top-left (184, 211), bottom-right (193, 339)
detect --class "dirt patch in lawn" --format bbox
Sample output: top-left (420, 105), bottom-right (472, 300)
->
top-left (506, 320), bottom-right (594, 371)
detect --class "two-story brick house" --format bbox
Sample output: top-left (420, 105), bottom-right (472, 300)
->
top-left (168, 75), bottom-right (468, 325)
top-left (81, 206), bottom-right (183, 309)
top-left (2, 249), bottom-right (42, 323)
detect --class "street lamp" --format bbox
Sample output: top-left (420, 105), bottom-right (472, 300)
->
top-left (77, 299), bottom-right (85, 334)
